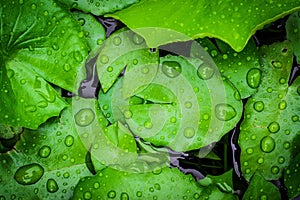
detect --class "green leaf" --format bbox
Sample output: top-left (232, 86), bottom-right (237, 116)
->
top-left (284, 152), bottom-right (300, 199)
top-left (58, 0), bottom-right (139, 16)
top-left (0, 0), bottom-right (89, 129)
top-left (97, 29), bottom-right (159, 93)
top-left (199, 169), bottom-right (234, 193)
top-left (0, 104), bottom-right (92, 199)
top-left (239, 41), bottom-right (300, 181)
top-left (72, 167), bottom-right (237, 199)
top-left (72, 11), bottom-right (106, 52)
top-left (193, 38), bottom-right (261, 99)
top-left (107, 0), bottom-right (300, 52)
top-left (0, 124), bottom-right (22, 140)
top-left (286, 11), bottom-right (300, 63)
top-left (242, 173), bottom-right (281, 200)
top-left (124, 55), bottom-right (243, 152)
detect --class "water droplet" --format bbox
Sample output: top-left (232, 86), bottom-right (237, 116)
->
top-left (267, 87), bottom-right (273, 93)
top-left (246, 148), bottom-right (254, 155)
top-left (222, 54), bottom-right (228, 59)
top-left (19, 0), bottom-right (24, 4)
top-left (278, 100), bottom-right (287, 110)
top-left (271, 61), bottom-right (282, 68)
top-left (31, 3), bottom-right (37, 9)
top-left (142, 66), bottom-right (149, 74)
top-left (123, 110), bottom-right (133, 119)
top-left (25, 105), bottom-right (37, 112)
top-left (46, 178), bottom-right (58, 193)
top-left (74, 108), bottom-right (95, 127)
top-left (63, 64), bottom-right (71, 72)
top-left (120, 192), bottom-right (129, 200)
top-left (278, 156), bottom-right (285, 164)
top-left (100, 55), bottom-right (109, 64)
top-left (20, 79), bottom-right (26, 84)
top-left (38, 145), bottom-right (51, 158)
top-left (271, 166), bottom-right (280, 174)
top-left (253, 101), bottom-right (264, 112)
top-left (283, 142), bottom-right (290, 149)
top-left (184, 101), bottom-right (192, 109)
top-left (64, 135), bottom-right (74, 147)
top-left (184, 127), bottom-right (195, 138)
top-left (7, 69), bottom-right (15, 78)
top-left (94, 182), bottom-right (100, 189)
top-left (152, 167), bottom-right (162, 175)
top-left (144, 121), bottom-right (153, 129)
top-left (14, 163), bottom-right (44, 185)
top-left (84, 191), bottom-right (92, 199)
top-left (268, 122), bottom-right (280, 133)
top-left (292, 115), bottom-right (299, 122)
top-left (260, 136), bottom-right (275, 153)
top-left (74, 51), bottom-right (83, 62)
top-left (279, 78), bottom-right (286, 84)
top-left (210, 50), bottom-right (218, 57)
top-left (107, 190), bottom-right (116, 198)
top-left (215, 104), bottom-right (236, 121)
top-left (162, 61), bottom-right (182, 78)
top-left (136, 191), bottom-right (142, 197)
top-left (63, 172), bottom-right (70, 178)
top-left (234, 91), bottom-right (241, 101)
top-left (154, 183), bottom-right (161, 190)
top-left (246, 68), bottom-right (261, 88)
top-left (132, 33), bottom-right (144, 45)
top-left (133, 59), bottom-right (138, 65)
top-left (197, 63), bottom-right (215, 80)
top-left (257, 157), bottom-right (264, 164)
top-left (170, 117), bottom-right (177, 123)
top-left (113, 36), bottom-right (122, 46)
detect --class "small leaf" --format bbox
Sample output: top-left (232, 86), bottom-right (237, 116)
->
top-left (58, 0), bottom-right (139, 16)
top-left (193, 38), bottom-right (261, 99)
top-left (72, 167), bottom-right (237, 199)
top-left (286, 11), bottom-right (300, 63)
top-left (239, 41), bottom-right (300, 181)
top-left (242, 173), bottom-right (281, 200)
top-left (107, 0), bottom-right (300, 51)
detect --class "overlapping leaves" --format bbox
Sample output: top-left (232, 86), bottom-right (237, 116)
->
top-left (0, 0), bottom-right (88, 129)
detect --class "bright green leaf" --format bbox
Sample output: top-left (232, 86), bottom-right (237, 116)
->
top-left (96, 29), bottom-right (159, 93)
top-left (286, 11), bottom-right (300, 63)
top-left (239, 41), bottom-right (300, 181)
top-left (0, 0), bottom-right (89, 129)
top-left (72, 11), bottom-right (106, 52)
top-left (0, 104), bottom-right (92, 199)
top-left (72, 167), bottom-right (237, 199)
top-left (58, 0), bottom-right (138, 16)
top-left (193, 38), bottom-right (261, 99)
top-left (109, 55), bottom-right (243, 152)
top-left (107, 0), bottom-right (300, 52)
top-left (242, 173), bottom-right (281, 200)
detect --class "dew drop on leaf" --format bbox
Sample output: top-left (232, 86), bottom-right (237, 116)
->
top-left (278, 100), bottom-right (287, 110)
top-left (257, 157), bottom-right (264, 164)
top-left (253, 101), bottom-right (264, 112)
top-left (197, 63), bottom-right (215, 80)
top-left (121, 192), bottom-right (129, 200)
top-left (14, 163), bottom-right (44, 185)
top-left (31, 3), bottom-right (37, 9)
top-left (283, 142), bottom-right (291, 149)
top-left (246, 68), bottom-right (261, 88)
top-left (136, 191), bottom-right (142, 197)
top-left (84, 191), bottom-right (92, 199)
top-left (123, 110), bottom-right (133, 119)
top-left (74, 51), bottom-right (83, 62)
top-left (100, 55), bottom-right (109, 64)
top-left (113, 36), bottom-right (122, 46)
top-left (63, 64), bottom-right (71, 72)
top-left (154, 183), bottom-right (161, 190)
top-left (46, 178), bottom-right (58, 193)
top-left (162, 61), bottom-right (182, 78)
top-left (271, 61), bottom-right (283, 68)
top-left (184, 101), bottom-right (192, 108)
top-left (271, 166), bottom-right (280, 174)
top-left (260, 136), bottom-right (275, 153)
top-left (278, 156), bottom-right (285, 164)
top-left (132, 33), bottom-right (144, 45)
top-left (267, 122), bottom-right (280, 133)
top-left (107, 190), bottom-right (116, 198)
top-left (38, 145), bottom-right (51, 158)
top-left (152, 167), bottom-right (162, 175)
top-left (246, 148), bottom-right (254, 155)
top-left (184, 127), bottom-right (195, 138)
top-left (215, 103), bottom-right (237, 121)
top-left (74, 108), bottom-right (95, 127)
top-left (7, 69), bottom-right (15, 78)
top-left (64, 135), bottom-right (74, 147)
top-left (25, 105), bottom-right (37, 112)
